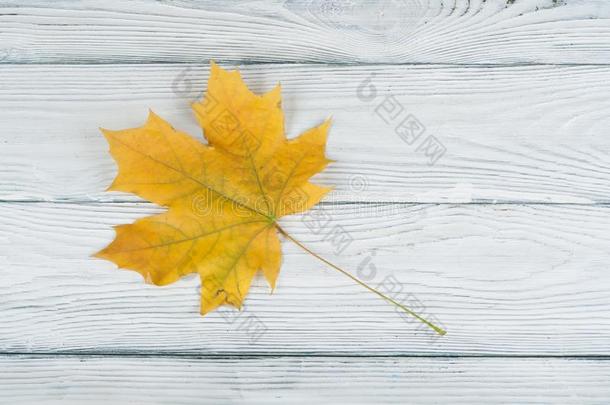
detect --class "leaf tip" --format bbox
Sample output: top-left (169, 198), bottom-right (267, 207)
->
top-left (209, 59), bottom-right (221, 75)
top-left (92, 247), bottom-right (108, 260)
top-left (99, 127), bottom-right (112, 141)
top-left (146, 109), bottom-right (161, 123)
top-left (199, 301), bottom-right (214, 317)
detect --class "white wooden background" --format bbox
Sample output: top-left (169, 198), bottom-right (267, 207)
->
top-left (1, 0), bottom-right (610, 403)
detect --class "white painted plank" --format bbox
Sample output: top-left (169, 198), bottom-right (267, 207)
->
top-left (2, 64), bottom-right (610, 203)
top-left (1, 0), bottom-right (610, 64)
top-left (1, 202), bottom-right (609, 355)
top-left (0, 355), bottom-right (609, 404)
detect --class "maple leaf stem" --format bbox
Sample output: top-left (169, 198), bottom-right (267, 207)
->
top-left (275, 225), bottom-right (446, 336)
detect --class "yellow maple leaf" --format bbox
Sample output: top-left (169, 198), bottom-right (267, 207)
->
top-left (96, 62), bottom-right (331, 314)
top-left (95, 62), bottom-right (445, 335)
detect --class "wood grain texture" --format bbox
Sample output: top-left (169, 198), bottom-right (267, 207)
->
top-left (1, 0), bottom-right (609, 400)
top-left (1, 355), bottom-right (609, 404)
top-left (1, 0), bottom-right (610, 65)
top-left (2, 202), bottom-right (609, 355)
top-left (2, 63), bottom-right (610, 203)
